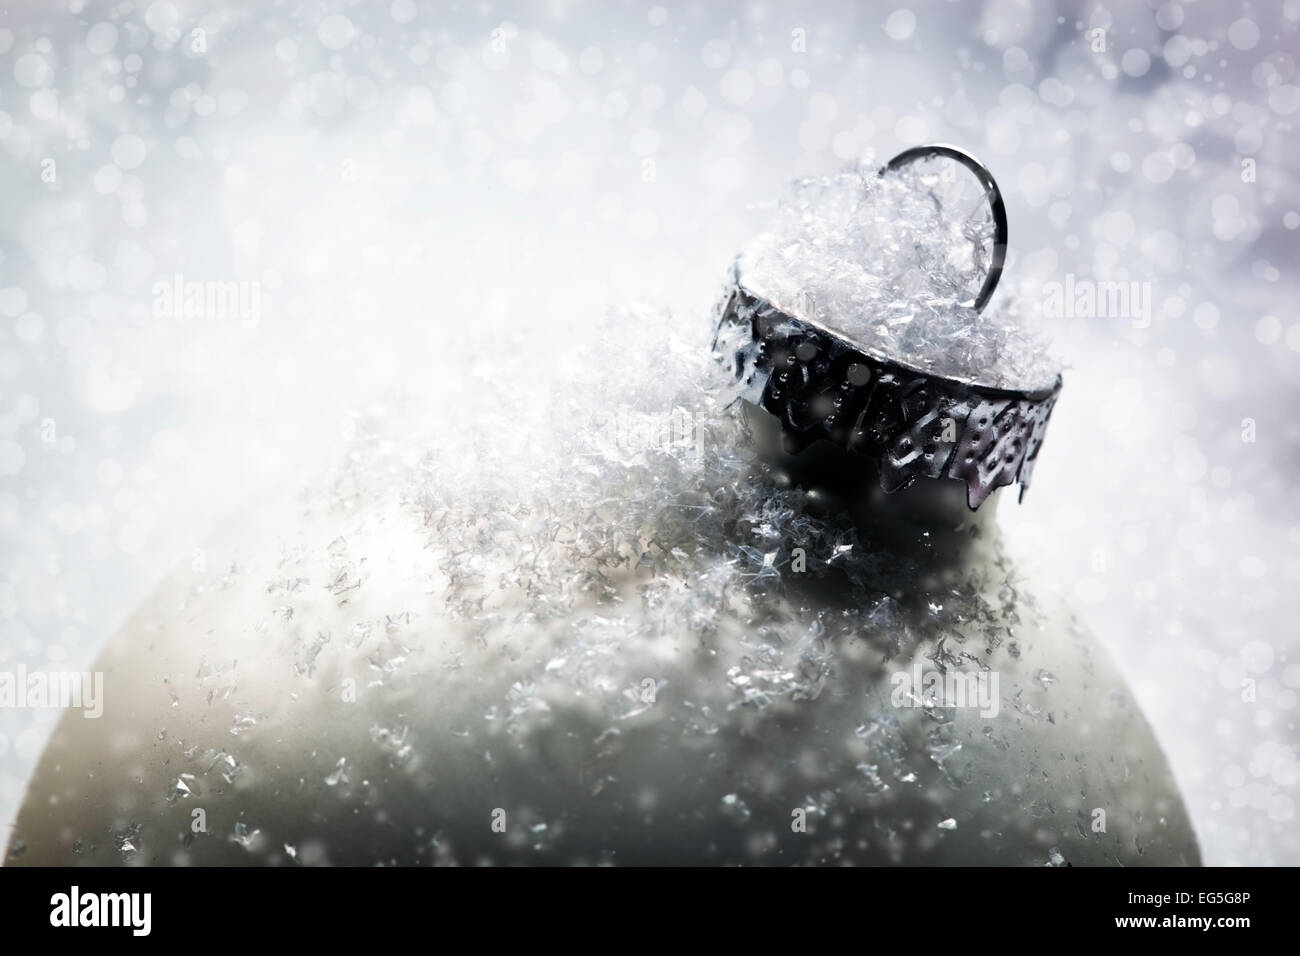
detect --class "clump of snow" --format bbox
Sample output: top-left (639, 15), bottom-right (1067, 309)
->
top-left (738, 157), bottom-right (1060, 391)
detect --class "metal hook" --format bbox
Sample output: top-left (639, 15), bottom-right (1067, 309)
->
top-left (879, 144), bottom-right (1008, 313)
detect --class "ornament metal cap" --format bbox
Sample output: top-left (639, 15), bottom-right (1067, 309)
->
top-left (712, 144), bottom-right (1063, 511)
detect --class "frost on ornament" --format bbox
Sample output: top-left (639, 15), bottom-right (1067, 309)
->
top-left (737, 157), bottom-right (1060, 391)
top-left (6, 302), bottom-right (1192, 865)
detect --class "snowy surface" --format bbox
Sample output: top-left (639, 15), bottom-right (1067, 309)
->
top-left (0, 0), bottom-right (1297, 865)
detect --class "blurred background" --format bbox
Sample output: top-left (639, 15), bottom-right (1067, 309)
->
top-left (0, 0), bottom-right (1296, 865)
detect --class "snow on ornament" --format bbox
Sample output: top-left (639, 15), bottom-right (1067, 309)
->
top-left (719, 145), bottom-right (1062, 508)
top-left (7, 147), bottom-right (1197, 866)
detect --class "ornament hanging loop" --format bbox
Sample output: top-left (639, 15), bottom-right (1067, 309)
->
top-left (879, 143), bottom-right (1008, 313)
